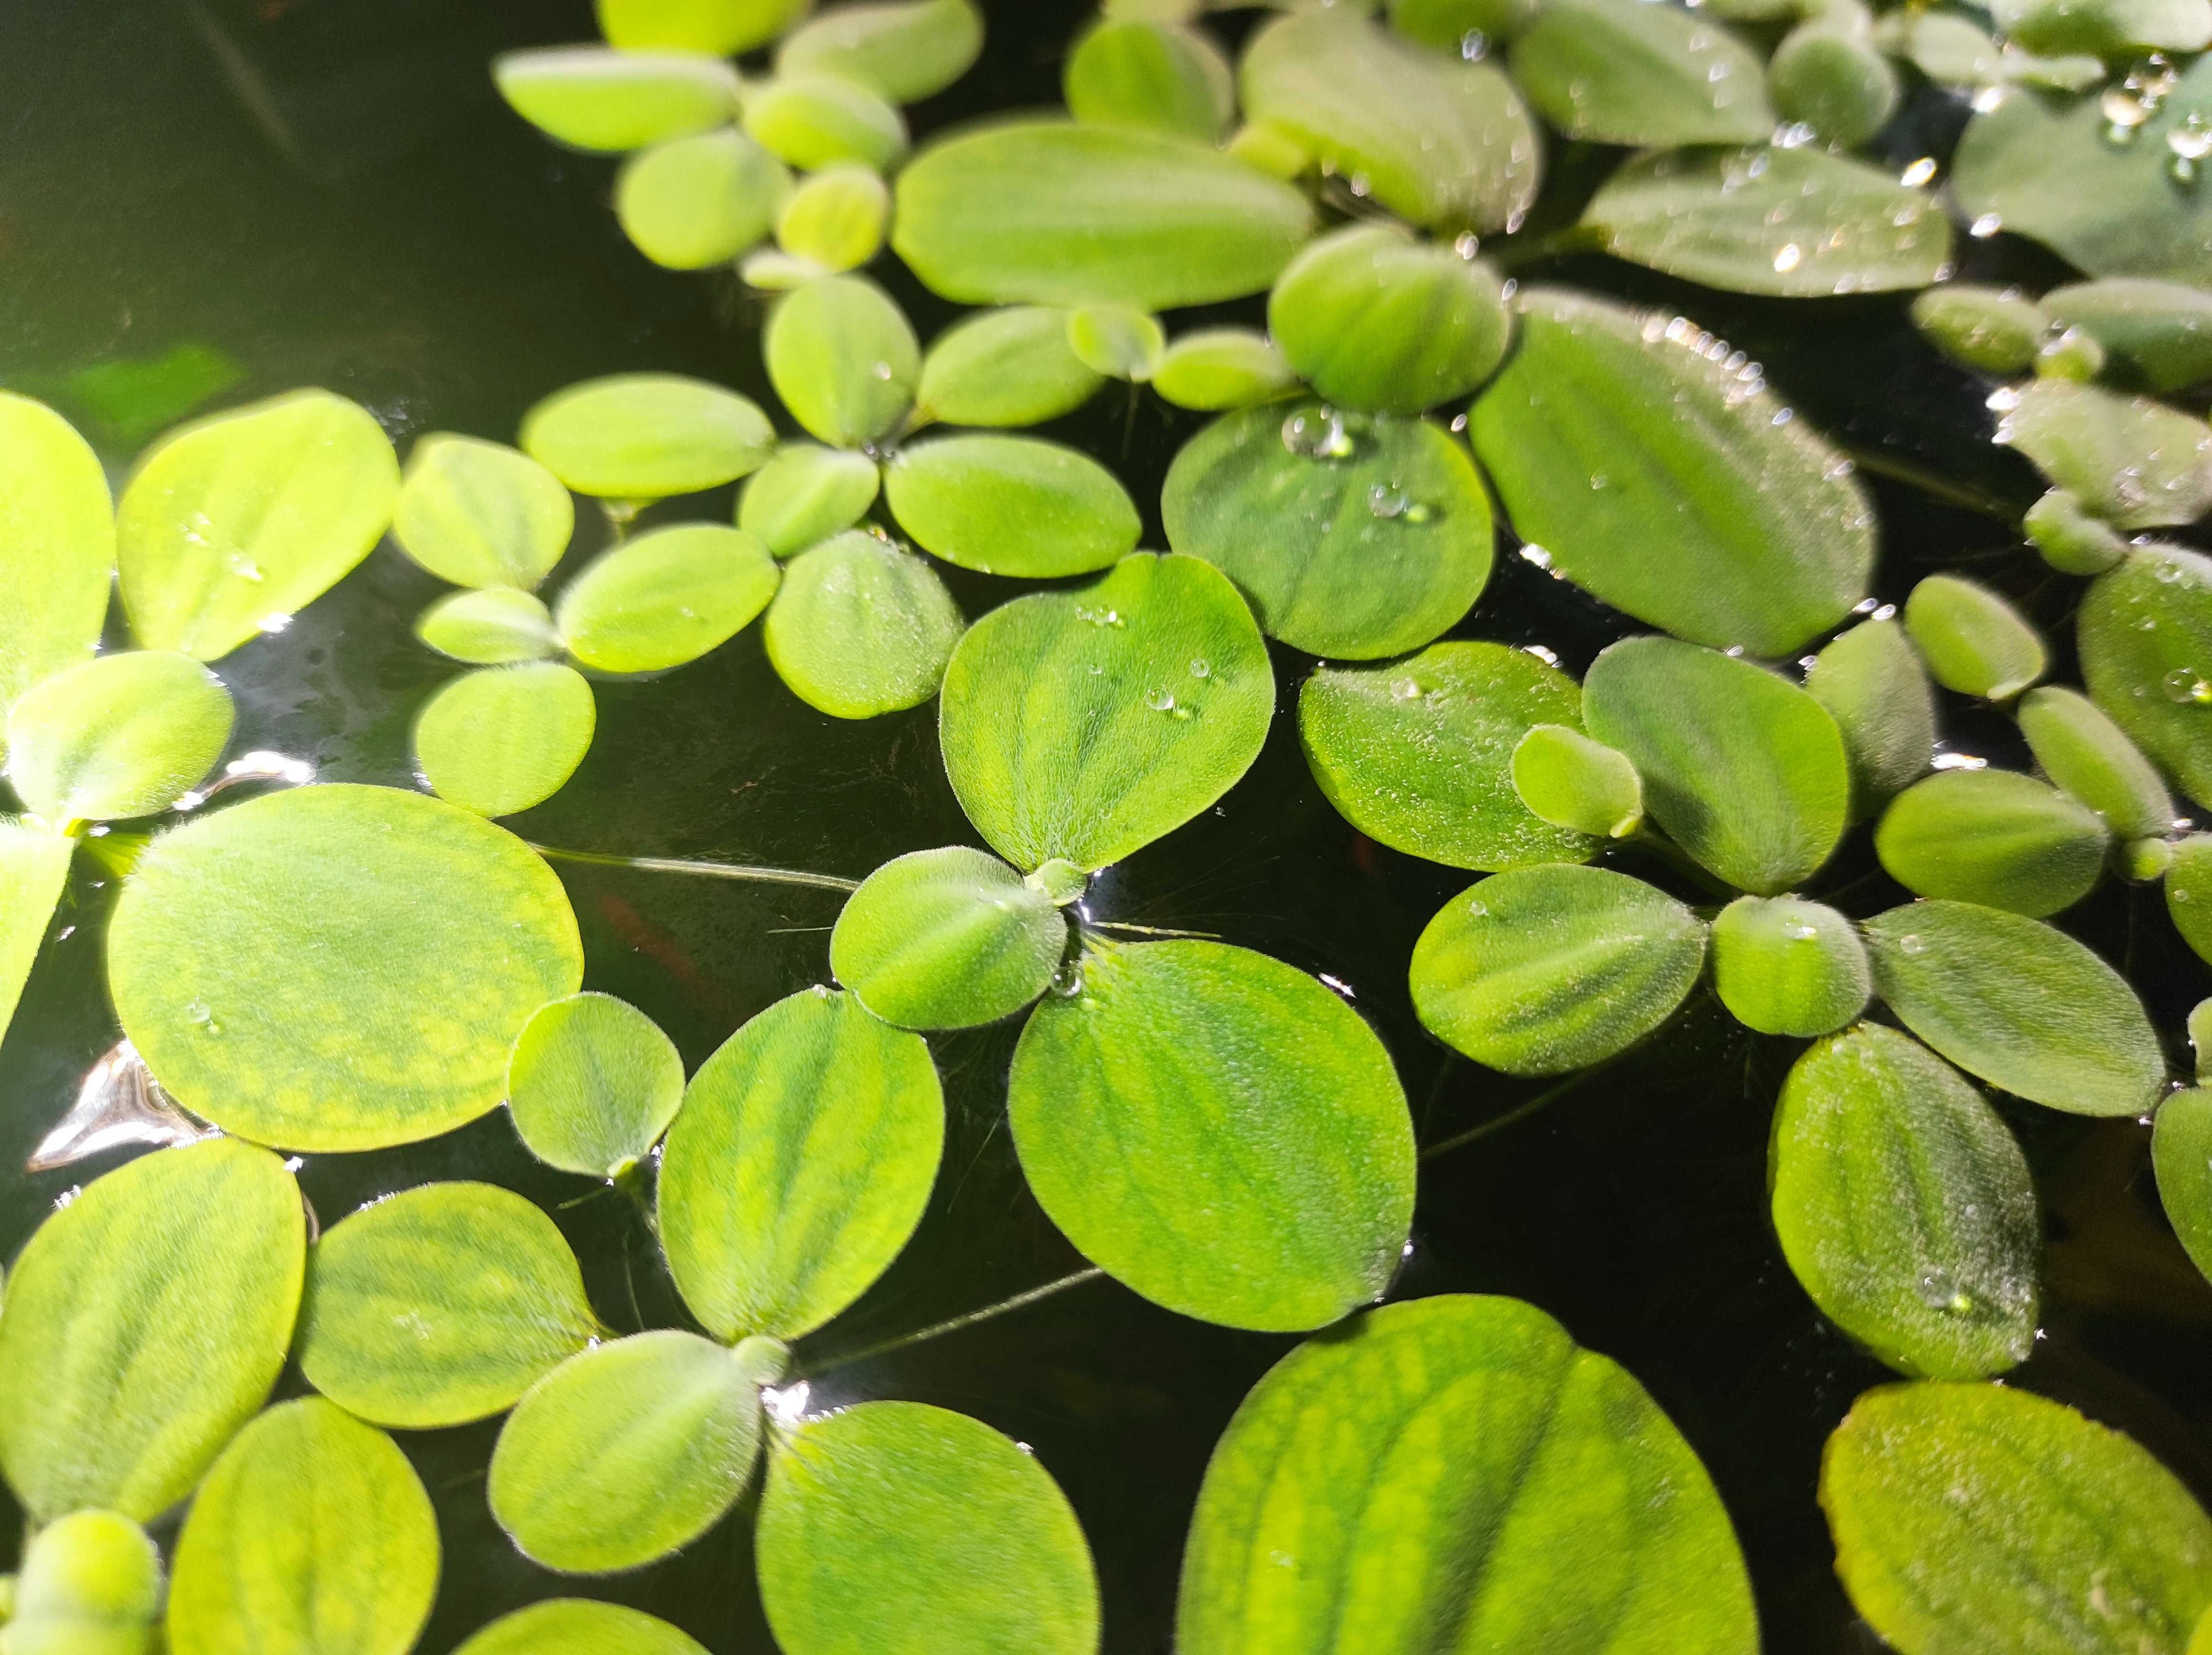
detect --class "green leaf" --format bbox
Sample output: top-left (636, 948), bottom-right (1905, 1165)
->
top-left (454, 1601), bottom-right (709, 1655)
top-left (1010, 937), bottom-right (1413, 1331)
top-left (0, 393), bottom-right (113, 713)
top-left (913, 307), bottom-right (1106, 428)
top-left (393, 433), bottom-right (573, 591)
top-left (1875, 769), bottom-right (2108, 918)
top-left (1771, 1025), bottom-right (2038, 1379)
top-left (555, 523), bottom-right (779, 673)
top-left (1153, 328), bottom-right (1298, 411)
top-left (776, 0), bottom-right (983, 102)
top-left (891, 120), bottom-right (1316, 309)
top-left (1709, 895), bottom-right (1869, 1037)
top-left (1511, 0), bottom-right (1771, 146)
top-left (1997, 376), bottom-right (2212, 531)
top-left (1066, 305), bottom-right (1167, 382)
top-left (884, 434), bottom-right (1138, 579)
top-left (492, 47), bottom-right (742, 152)
top-left (757, 1401), bottom-right (1100, 1655)
top-left (1510, 724), bottom-right (1642, 839)
top-left (6, 651), bottom-right (232, 824)
top-left (2027, 486), bottom-right (2130, 576)
top-left (742, 75), bottom-right (908, 172)
top-left (938, 552), bottom-right (1273, 871)
top-left (1389, 0), bottom-right (1539, 49)
top-left (520, 374), bottom-right (775, 501)
top-left (1299, 642), bottom-right (1596, 870)
top-left (616, 129), bottom-right (785, 270)
top-left (1911, 284), bottom-right (2051, 376)
top-left (117, 389), bottom-right (399, 662)
top-left (2155, 1087), bottom-right (2212, 1286)
top-left (1179, 1293), bottom-right (1758, 1655)
top-left (2, 1511), bottom-right (163, 1655)
top-left (298, 1181), bottom-right (598, 1429)
top-left (1993, 0), bottom-right (2211, 56)
top-left (1268, 225), bottom-right (1508, 414)
top-left (1410, 866), bottom-right (1708, 1075)
top-left (508, 991), bottom-right (686, 1177)
top-left (764, 276), bottom-right (918, 449)
top-left (415, 587), bottom-right (561, 664)
top-left (489, 1331), bottom-right (779, 1574)
top-left (1822, 1382), bottom-right (2212, 1655)
top-left (1766, 24), bottom-right (1899, 147)
top-left (830, 846), bottom-right (1065, 1030)
top-left (1241, 10), bottom-right (1539, 232)
top-left (1582, 146), bottom-right (1948, 298)
top-left (1583, 637), bottom-right (1850, 896)
top-left (2169, 835), bottom-right (2212, 965)
top-left (738, 444), bottom-right (881, 556)
top-left (414, 662), bottom-right (597, 818)
top-left (0, 821), bottom-right (72, 1051)
top-left (1900, 575), bottom-right (2046, 702)
top-left (775, 163), bottom-right (890, 274)
top-left (1161, 399), bottom-right (1493, 658)
top-left (598, 0), bottom-right (809, 54)
top-left (1471, 289), bottom-right (1874, 656)
top-left (1065, 19), bottom-right (1233, 142)
top-left (763, 531), bottom-right (964, 717)
top-left (2080, 544), bottom-right (2212, 808)
top-left (2045, 278), bottom-right (2212, 393)
top-left (1862, 899), bottom-right (2164, 1116)
top-left (0, 1138), bottom-right (304, 1525)
top-left (660, 987), bottom-right (942, 1340)
top-left (109, 784), bottom-right (584, 1151)
top-left (1804, 616), bottom-right (1935, 815)
top-left (166, 1400), bottom-right (437, 1655)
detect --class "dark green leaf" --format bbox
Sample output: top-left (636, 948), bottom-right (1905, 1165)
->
top-left (1766, 24), bottom-right (1899, 147)
top-left (2079, 544), bottom-right (2212, 808)
top-left (738, 444), bottom-right (882, 557)
top-left (492, 47), bottom-right (742, 152)
top-left (776, 0), bottom-right (984, 102)
top-left (913, 307), bottom-right (1106, 428)
top-left (1511, 0), bottom-right (1771, 146)
top-left (763, 531), bottom-right (964, 717)
top-left (1709, 895), bottom-right (1869, 1037)
top-left (1804, 616), bottom-right (1936, 815)
top-left (508, 991), bottom-right (686, 1178)
top-left (884, 434), bottom-right (1138, 578)
top-left (6, 651), bottom-right (232, 824)
top-left (1874, 769), bottom-right (2108, 917)
top-left (830, 846), bottom-right (1066, 1030)
top-left (0, 392), bottom-right (114, 711)
top-left (2, 1511), bottom-right (163, 1655)
top-left (764, 276), bottom-right (918, 449)
top-left (414, 662), bottom-right (597, 818)
top-left (520, 375), bottom-right (775, 501)
top-left (2155, 1086), bottom-right (2212, 1287)
top-left (555, 523), bottom-right (780, 673)
top-left (2026, 486), bottom-right (2130, 576)
top-left (616, 129), bottom-right (785, 270)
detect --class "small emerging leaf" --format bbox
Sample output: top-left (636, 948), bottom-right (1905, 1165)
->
top-left (913, 307), bottom-right (1106, 428)
top-left (1911, 284), bottom-right (2051, 376)
top-left (738, 444), bottom-right (881, 556)
top-left (508, 991), bottom-right (686, 1178)
top-left (4, 1511), bottom-right (163, 1655)
top-left (830, 846), bottom-right (1065, 1030)
top-left (1903, 573), bottom-right (2047, 701)
top-left (2026, 487), bottom-right (2130, 576)
top-left (1710, 895), bottom-right (1869, 1037)
top-left (1066, 305), bottom-right (1167, 382)
top-left (1152, 329), bottom-right (1298, 411)
top-left (775, 163), bottom-right (890, 274)
top-left (1509, 723), bottom-right (1641, 839)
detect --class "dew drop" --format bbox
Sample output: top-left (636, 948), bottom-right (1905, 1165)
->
top-left (1368, 482), bottom-right (1412, 519)
top-left (1146, 687), bottom-right (1177, 713)
top-left (1282, 407), bottom-right (1353, 460)
top-left (1897, 933), bottom-right (1927, 956)
top-left (1389, 675), bottom-right (1421, 701)
top-left (227, 552), bottom-right (265, 583)
top-left (1188, 657), bottom-right (1210, 679)
top-left (2163, 667), bottom-right (2212, 704)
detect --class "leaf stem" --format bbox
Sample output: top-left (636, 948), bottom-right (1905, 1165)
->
top-left (1834, 445), bottom-right (2023, 524)
top-left (803, 1267), bottom-right (1107, 1374)
top-left (525, 843), bottom-right (861, 893)
top-left (1420, 1067), bottom-right (1603, 1161)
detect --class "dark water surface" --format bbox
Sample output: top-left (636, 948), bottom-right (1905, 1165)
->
top-left (1, 2), bottom-right (2207, 1649)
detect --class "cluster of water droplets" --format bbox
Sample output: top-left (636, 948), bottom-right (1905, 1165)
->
top-left (2097, 55), bottom-right (2212, 182)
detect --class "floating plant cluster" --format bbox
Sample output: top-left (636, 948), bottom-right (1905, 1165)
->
top-left (6, 0), bottom-right (2212, 1649)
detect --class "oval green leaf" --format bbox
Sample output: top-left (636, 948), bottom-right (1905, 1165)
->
top-left (775, 163), bottom-right (889, 274)
top-left (492, 47), bottom-right (742, 153)
top-left (777, 0), bottom-right (983, 102)
top-left (414, 662), bottom-right (597, 818)
top-left (2081, 544), bottom-right (2212, 808)
top-left (742, 74), bottom-right (908, 173)
top-left (508, 991), bottom-right (686, 1178)
top-left (6, 651), bottom-right (232, 824)
top-left (1874, 769), bottom-right (2107, 917)
top-left (2045, 277), bottom-right (2212, 393)
top-left (416, 587), bottom-right (561, 665)
top-left (884, 434), bottom-right (1138, 579)
top-left (1999, 376), bottom-right (2212, 531)
top-left (1510, 724), bottom-right (1642, 839)
top-left (1153, 328), bottom-right (1298, 412)
top-left (764, 276), bottom-right (918, 449)
top-left (616, 129), bottom-right (784, 271)
top-left (1804, 616), bottom-right (1935, 815)
top-left (1066, 305), bottom-right (1166, 382)
top-left (763, 531), bottom-right (964, 718)
top-left (394, 433), bottom-right (573, 591)
top-left (1065, 18), bottom-right (1233, 142)
top-left (597, 0), bottom-right (808, 54)
top-left (2154, 1086), bottom-right (2212, 1287)
top-left (2170, 836), bottom-right (2212, 965)
top-left (913, 307), bottom-right (1106, 429)
top-left (738, 443), bottom-right (881, 557)
top-left (1902, 573), bottom-right (2047, 701)
top-left (3, 1510), bottom-right (163, 1655)
top-left (1511, 0), bottom-right (1771, 146)
top-left (1767, 24), bottom-right (1899, 147)
top-left (0, 392), bottom-right (114, 711)
top-left (2020, 684), bottom-right (2174, 841)
top-left (1710, 895), bottom-right (1869, 1037)
top-left (830, 846), bottom-right (1065, 1030)
top-left (0, 820), bottom-right (74, 1050)
top-left (520, 375), bottom-right (775, 501)
top-left (555, 523), bottom-right (779, 673)
top-left (455, 1601), bottom-right (709, 1655)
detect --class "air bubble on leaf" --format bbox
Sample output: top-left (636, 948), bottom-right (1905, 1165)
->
top-left (1074, 605), bottom-right (1124, 628)
top-left (1188, 658), bottom-right (1210, 679)
top-left (1369, 483), bottom-right (1413, 520)
top-left (1051, 960), bottom-right (1085, 998)
top-left (2163, 667), bottom-right (2212, 704)
top-left (1896, 933), bottom-right (1927, 956)
top-left (1281, 406), bottom-right (1353, 460)
top-left (1146, 687), bottom-right (1177, 713)
top-left (226, 553), bottom-right (264, 583)
top-left (1460, 28), bottom-right (1488, 60)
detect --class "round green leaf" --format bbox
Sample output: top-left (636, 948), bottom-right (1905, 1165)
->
top-left (0, 1138), bottom-right (304, 1525)
top-left (298, 1181), bottom-right (598, 1429)
top-left (1863, 899), bottom-right (2164, 1116)
top-left (1241, 10), bottom-right (1538, 232)
top-left (913, 307), bottom-right (1106, 428)
top-left (492, 47), bottom-right (742, 153)
top-left (520, 375), bottom-right (775, 501)
top-left (1268, 225), bottom-right (1507, 414)
top-left (393, 432), bottom-right (573, 591)
top-left (1152, 328), bottom-right (1298, 411)
top-left (1874, 769), bottom-right (2108, 918)
top-left (0, 820), bottom-right (72, 1066)
top-left (489, 1331), bottom-right (777, 1574)
top-left (758, 1401), bottom-right (1100, 1655)
top-left (3, 1510), bottom-right (163, 1655)
top-left (1511, 0), bottom-right (1770, 146)
top-left (616, 129), bottom-right (784, 271)
top-left (1066, 18), bottom-right (1232, 142)
top-left (1472, 289), bottom-right (1874, 656)
top-left (415, 662), bottom-right (596, 818)
top-left (1822, 1382), bottom-right (2212, 1655)
top-left (1410, 866), bottom-right (1708, 1076)
top-left (2155, 1086), bottom-right (2212, 1286)
top-left (660, 987), bottom-right (942, 1341)
top-left (1582, 145), bottom-right (1948, 298)
top-left (1804, 616), bottom-right (1935, 815)
top-left (831, 846), bottom-right (1066, 1030)
top-left (1299, 642), bottom-right (1595, 870)
top-left (455, 1601), bottom-right (709, 1655)
top-left (738, 444), bottom-right (881, 557)
top-left (2027, 487), bottom-right (2130, 577)
top-left (1998, 376), bottom-right (2212, 531)
top-left (891, 120), bottom-right (1317, 310)
top-left (596, 0), bottom-right (809, 58)
top-left (764, 276), bottom-right (918, 449)
top-left (1161, 399), bottom-right (1493, 658)
top-left (167, 1399), bottom-right (437, 1655)
top-left (1009, 938), bottom-right (1414, 1331)
top-left (1902, 574), bottom-right (2047, 701)
top-left (1179, 1294), bottom-right (1758, 1655)
top-left (508, 991), bottom-right (686, 1178)
top-left (776, 0), bottom-right (983, 102)
top-left (555, 523), bottom-right (779, 673)
top-left (6, 651), bottom-right (231, 824)
top-left (415, 586), bottom-right (561, 665)
top-left (118, 389), bottom-right (399, 662)
top-left (1911, 284), bottom-right (2050, 376)
top-left (2044, 277), bottom-right (2212, 393)
top-left (742, 75), bottom-right (907, 173)
top-left (1065, 304), bottom-right (1166, 382)
top-left (0, 392), bottom-right (114, 712)
top-left (939, 552), bottom-right (1273, 871)
top-left (1767, 24), bottom-right (1898, 147)
top-left (885, 434), bottom-right (1138, 578)
top-left (774, 163), bottom-right (889, 274)
top-left (1710, 895), bottom-right (1869, 1037)
top-left (109, 784), bottom-right (584, 1151)
top-left (1772, 1026), bottom-right (2038, 1379)
top-left (1509, 723), bottom-right (1642, 839)
top-left (763, 531), bottom-right (963, 718)
top-left (1994, 0), bottom-right (2211, 56)
top-left (1583, 636), bottom-right (1850, 896)
top-left (2081, 545), bottom-right (2212, 808)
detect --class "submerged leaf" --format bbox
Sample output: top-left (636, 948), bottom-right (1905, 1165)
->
top-left (1804, 616), bottom-right (1935, 814)
top-left (830, 846), bottom-right (1065, 1030)
top-left (2079, 544), bottom-right (2212, 808)
top-left (414, 662), bottom-right (597, 818)
top-left (885, 435), bottom-right (1138, 578)
top-left (1874, 770), bottom-right (2107, 917)
top-left (415, 587), bottom-right (562, 665)
top-left (1709, 895), bottom-right (1869, 1037)
top-left (913, 307), bottom-right (1106, 428)
top-left (393, 434), bottom-right (573, 591)
top-left (6, 651), bottom-right (232, 824)
top-left (765, 276), bottom-right (918, 449)
top-left (764, 531), bottom-right (963, 717)
top-left (0, 392), bottom-right (114, 712)
top-left (1997, 377), bottom-right (2212, 530)
top-left (508, 992), bottom-right (686, 1178)
top-left (777, 0), bottom-right (984, 102)
top-left (454, 1601), bottom-right (709, 1655)
top-left (617, 129), bottom-right (785, 270)
top-left (738, 444), bottom-right (881, 556)
top-left (520, 375), bottom-right (775, 501)
top-left (1009, 938), bottom-right (1415, 1330)
top-left (492, 47), bottom-right (742, 153)
top-left (1511, 0), bottom-right (1771, 146)
top-left (109, 784), bottom-right (583, 1151)
top-left (1065, 18), bottom-right (1234, 142)
top-left (555, 523), bottom-right (779, 673)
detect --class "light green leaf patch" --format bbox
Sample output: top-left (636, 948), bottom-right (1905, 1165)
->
top-left (938, 552), bottom-right (1273, 872)
top-left (6, 651), bottom-right (232, 824)
top-left (777, 0), bottom-right (984, 103)
top-left (508, 991), bottom-right (686, 1178)
top-left (758, 1401), bottom-right (1100, 1655)
top-left (775, 164), bottom-right (890, 274)
top-left (884, 435), bottom-right (1138, 579)
top-left (2080, 544), bottom-right (2212, 809)
top-left (764, 531), bottom-right (964, 719)
top-left (3, 1510), bottom-right (164, 1655)
top-left (743, 75), bottom-right (908, 173)
top-left (0, 1138), bottom-right (304, 1525)
top-left (1997, 377), bottom-right (2212, 531)
top-left (454, 1601), bottom-right (709, 1655)
top-left (617, 130), bottom-right (785, 272)
top-left (1178, 1294), bottom-right (1758, 1655)
top-left (2154, 1086), bottom-right (2212, 1288)
top-left (415, 587), bottom-right (561, 665)
top-left (0, 392), bottom-right (113, 712)
top-left (414, 662), bottom-right (597, 819)
top-left (1511, 0), bottom-right (1771, 146)
top-left (166, 1400), bottom-right (439, 1655)
top-left (1065, 18), bottom-right (1234, 142)
top-left (913, 307), bottom-right (1106, 429)
top-left (555, 523), bottom-right (779, 674)
top-left (2019, 684), bottom-right (2174, 842)
top-left (298, 1181), bottom-right (600, 1429)
top-left (597, 0), bottom-right (809, 55)
top-left (109, 783), bottom-right (583, 1151)
top-left (1153, 329), bottom-right (1298, 412)
top-left (393, 433), bottom-right (573, 591)
top-left (1511, 724), bottom-right (1642, 840)
top-left (520, 375), bottom-right (775, 501)
top-left (492, 47), bottom-right (742, 153)
top-left (831, 846), bottom-right (1067, 1030)
top-left (1066, 305), bottom-right (1166, 382)
top-left (739, 444), bottom-right (881, 557)
top-left (1874, 770), bottom-right (2106, 918)
top-left (765, 276), bottom-right (919, 450)
top-left (0, 820), bottom-right (73, 1060)
top-left (1009, 937), bottom-right (1415, 1331)
top-left (1709, 896), bottom-right (1868, 1038)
